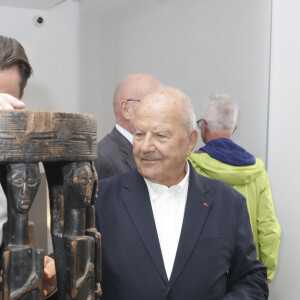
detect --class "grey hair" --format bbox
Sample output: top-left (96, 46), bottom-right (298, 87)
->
top-left (202, 94), bottom-right (238, 133)
top-left (181, 91), bottom-right (196, 133)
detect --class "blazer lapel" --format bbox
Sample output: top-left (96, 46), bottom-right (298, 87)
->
top-left (122, 170), bottom-right (168, 284)
top-left (119, 144), bottom-right (136, 169)
top-left (112, 127), bottom-right (136, 169)
top-left (166, 166), bottom-right (213, 293)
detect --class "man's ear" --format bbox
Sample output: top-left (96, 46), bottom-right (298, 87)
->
top-left (232, 124), bottom-right (237, 135)
top-left (201, 121), bottom-right (210, 144)
top-left (120, 100), bottom-right (130, 120)
top-left (187, 130), bottom-right (198, 156)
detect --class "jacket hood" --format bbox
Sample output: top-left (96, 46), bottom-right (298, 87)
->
top-left (189, 152), bottom-right (265, 186)
top-left (200, 138), bottom-right (255, 166)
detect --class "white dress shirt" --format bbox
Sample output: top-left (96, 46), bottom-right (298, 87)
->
top-left (144, 163), bottom-right (190, 279)
top-left (0, 185), bottom-right (7, 246)
top-left (115, 124), bottom-right (133, 144)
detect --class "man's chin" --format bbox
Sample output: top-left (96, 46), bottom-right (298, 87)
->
top-left (138, 168), bottom-right (157, 181)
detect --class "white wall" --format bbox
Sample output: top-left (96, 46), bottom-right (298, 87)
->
top-left (79, 0), bottom-right (272, 162)
top-left (0, 0), bottom-right (80, 112)
top-left (268, 0), bottom-right (300, 299)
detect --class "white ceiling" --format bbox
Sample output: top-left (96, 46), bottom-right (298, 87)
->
top-left (0, 0), bottom-right (66, 10)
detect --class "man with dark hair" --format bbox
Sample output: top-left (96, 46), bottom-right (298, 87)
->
top-left (0, 34), bottom-right (33, 100)
top-left (0, 35), bottom-right (32, 262)
top-left (0, 34), bottom-right (56, 298)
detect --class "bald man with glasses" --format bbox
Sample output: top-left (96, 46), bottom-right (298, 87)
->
top-left (94, 73), bottom-right (162, 180)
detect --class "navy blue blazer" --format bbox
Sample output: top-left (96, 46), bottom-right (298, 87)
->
top-left (95, 165), bottom-right (268, 300)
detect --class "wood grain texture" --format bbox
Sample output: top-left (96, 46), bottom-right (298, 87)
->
top-left (0, 111), bottom-right (97, 162)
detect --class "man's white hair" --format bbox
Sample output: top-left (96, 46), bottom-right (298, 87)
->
top-left (202, 94), bottom-right (238, 133)
top-left (179, 89), bottom-right (196, 133)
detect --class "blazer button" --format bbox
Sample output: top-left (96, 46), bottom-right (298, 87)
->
top-left (165, 295), bottom-right (172, 300)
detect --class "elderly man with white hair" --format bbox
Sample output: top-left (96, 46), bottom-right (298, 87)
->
top-left (95, 88), bottom-right (268, 300)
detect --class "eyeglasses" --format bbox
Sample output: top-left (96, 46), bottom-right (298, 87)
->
top-left (126, 99), bottom-right (141, 102)
top-left (196, 119), bottom-right (207, 129)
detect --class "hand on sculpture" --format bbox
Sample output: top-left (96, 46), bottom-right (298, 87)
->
top-left (43, 256), bottom-right (57, 297)
top-left (0, 93), bottom-right (25, 110)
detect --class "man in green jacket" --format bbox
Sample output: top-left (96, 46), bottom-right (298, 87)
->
top-left (188, 94), bottom-right (281, 282)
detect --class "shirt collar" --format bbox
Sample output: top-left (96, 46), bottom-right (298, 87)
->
top-left (144, 162), bottom-right (190, 200)
top-left (115, 124), bottom-right (133, 144)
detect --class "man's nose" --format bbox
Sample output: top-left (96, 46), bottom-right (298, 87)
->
top-left (140, 133), bottom-right (155, 152)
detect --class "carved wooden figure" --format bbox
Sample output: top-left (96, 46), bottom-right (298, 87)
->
top-left (62, 161), bottom-right (95, 300)
top-left (1, 163), bottom-right (44, 300)
top-left (84, 163), bottom-right (102, 299)
top-left (0, 111), bottom-right (101, 300)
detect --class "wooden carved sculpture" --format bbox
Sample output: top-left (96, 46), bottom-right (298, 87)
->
top-left (0, 111), bottom-right (101, 300)
top-left (62, 161), bottom-right (95, 300)
top-left (1, 163), bottom-right (44, 300)
top-left (85, 163), bottom-right (102, 299)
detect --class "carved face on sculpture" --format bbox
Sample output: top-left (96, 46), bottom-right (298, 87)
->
top-left (66, 162), bottom-right (94, 207)
top-left (6, 163), bottom-right (41, 213)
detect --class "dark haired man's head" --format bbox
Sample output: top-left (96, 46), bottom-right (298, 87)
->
top-left (0, 35), bottom-right (32, 98)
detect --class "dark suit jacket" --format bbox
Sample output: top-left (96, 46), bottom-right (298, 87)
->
top-left (94, 127), bottom-right (136, 180)
top-left (95, 165), bottom-right (268, 300)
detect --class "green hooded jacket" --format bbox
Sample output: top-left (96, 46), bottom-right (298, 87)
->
top-left (188, 152), bottom-right (281, 282)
